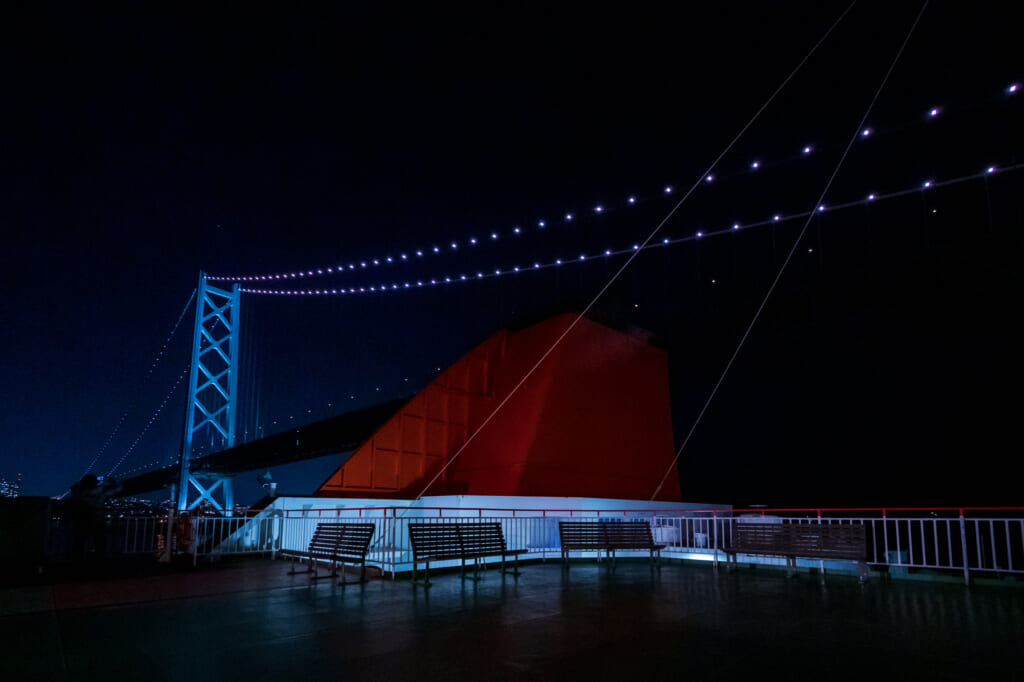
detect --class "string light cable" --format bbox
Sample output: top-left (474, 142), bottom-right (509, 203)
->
top-left (204, 76), bottom-right (1021, 285)
top-left (410, 1), bottom-right (858, 500)
top-left (80, 288), bottom-right (196, 476)
top-left (234, 162), bottom-right (1018, 297)
top-left (651, 0), bottom-right (932, 499)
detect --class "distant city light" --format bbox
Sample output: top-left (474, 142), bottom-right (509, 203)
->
top-left (1008, 83), bottom-right (1019, 94)
top-left (923, 180), bottom-right (932, 188)
top-left (664, 186), bottom-right (672, 194)
top-left (802, 146), bottom-right (812, 154)
top-left (696, 231), bottom-right (703, 238)
top-left (861, 128), bottom-right (872, 137)
top-left (628, 196), bottom-right (636, 204)
top-left (772, 215), bottom-right (780, 222)
top-left (705, 175), bottom-right (713, 182)
top-left (867, 193), bottom-right (876, 200)
top-left (986, 166), bottom-right (996, 174)
top-left (595, 205), bottom-right (603, 212)
top-left (732, 223), bottom-right (739, 230)
top-left (928, 107), bottom-right (939, 117)
top-left (751, 161), bottom-right (759, 169)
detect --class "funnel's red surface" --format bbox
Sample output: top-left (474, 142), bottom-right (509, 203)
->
top-left (316, 314), bottom-right (681, 501)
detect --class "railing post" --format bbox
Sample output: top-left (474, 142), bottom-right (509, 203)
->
top-left (817, 510), bottom-right (824, 576)
top-left (959, 509), bottom-right (971, 586)
top-left (712, 510), bottom-right (718, 568)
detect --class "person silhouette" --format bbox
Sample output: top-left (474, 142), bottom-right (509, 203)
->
top-left (69, 474), bottom-right (122, 562)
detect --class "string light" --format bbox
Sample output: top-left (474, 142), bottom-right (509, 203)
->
top-left (238, 165), bottom-right (1020, 298)
top-left (210, 89), bottom-right (1019, 284)
top-left (107, 365), bottom-right (189, 476)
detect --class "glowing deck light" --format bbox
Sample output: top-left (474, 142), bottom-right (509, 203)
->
top-left (513, 227), bottom-right (521, 233)
top-left (663, 237), bottom-right (669, 244)
top-left (928, 107), bottom-right (939, 117)
top-left (867, 193), bottom-right (876, 200)
top-left (556, 259), bottom-right (562, 265)
top-left (433, 246), bottom-right (440, 253)
top-left (986, 166), bottom-right (996, 173)
top-left (534, 263), bottom-right (540, 268)
top-left (595, 205), bottom-right (603, 212)
top-left (401, 254), bottom-right (407, 260)
top-left (605, 249), bottom-right (612, 255)
top-left (416, 250), bottom-right (423, 257)
top-left (818, 205), bottom-right (826, 212)
top-left (696, 231), bottom-right (703, 237)
top-left (469, 237), bottom-right (477, 244)
top-left (633, 244), bottom-right (639, 250)
top-left (705, 175), bottom-right (713, 182)
top-left (460, 275), bottom-right (467, 280)
top-left (514, 266), bottom-right (520, 272)
top-left (1009, 83), bottom-right (1019, 93)
top-left (317, 269), bottom-right (323, 274)
top-left (372, 259), bottom-right (379, 265)
top-left (861, 128), bottom-right (872, 137)
top-left (773, 215), bottom-right (780, 222)
top-left (923, 180), bottom-right (932, 188)
top-left (451, 241), bottom-right (458, 249)
top-left (579, 254), bottom-right (585, 260)
top-left (360, 262), bottom-right (367, 267)
top-left (491, 232), bottom-right (498, 239)
top-left (803, 145), bottom-right (812, 154)
top-left (732, 223), bottom-right (739, 230)
top-left (664, 186), bottom-right (672, 194)
top-left (751, 161), bottom-right (759, 169)
top-left (477, 273), bottom-right (483, 278)
top-left (628, 196), bottom-right (636, 204)
top-left (385, 257), bottom-right (392, 263)
top-left (565, 213), bottom-right (573, 221)
top-left (494, 268), bottom-right (500, 275)
top-left (445, 277), bottom-right (451, 282)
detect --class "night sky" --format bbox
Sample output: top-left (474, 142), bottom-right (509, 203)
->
top-left (1, 4), bottom-right (1021, 506)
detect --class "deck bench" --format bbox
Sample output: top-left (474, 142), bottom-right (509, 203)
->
top-left (407, 522), bottom-right (526, 586)
top-left (723, 522), bottom-right (867, 581)
top-left (558, 521), bottom-right (665, 568)
top-left (281, 522), bottom-right (377, 585)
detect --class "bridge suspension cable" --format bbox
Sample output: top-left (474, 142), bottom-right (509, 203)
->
top-left (234, 162), bottom-right (1016, 298)
top-left (206, 79), bottom-right (1018, 285)
top-left (80, 288), bottom-right (196, 477)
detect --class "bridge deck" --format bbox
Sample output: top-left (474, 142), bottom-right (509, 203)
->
top-left (2, 558), bottom-right (1021, 680)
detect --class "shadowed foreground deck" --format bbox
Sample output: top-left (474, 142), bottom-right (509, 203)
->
top-left (2, 558), bottom-right (1022, 681)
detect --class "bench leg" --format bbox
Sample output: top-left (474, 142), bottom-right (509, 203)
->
top-left (412, 561), bottom-right (432, 588)
top-left (338, 560), bottom-right (367, 586)
top-left (287, 556), bottom-right (313, 575)
top-left (502, 554), bottom-right (521, 577)
top-left (462, 557), bottom-right (481, 582)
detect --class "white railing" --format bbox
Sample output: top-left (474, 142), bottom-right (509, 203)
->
top-left (189, 506), bottom-right (1024, 585)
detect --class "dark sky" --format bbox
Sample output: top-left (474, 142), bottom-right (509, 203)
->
top-left (1, 3), bottom-right (1021, 506)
